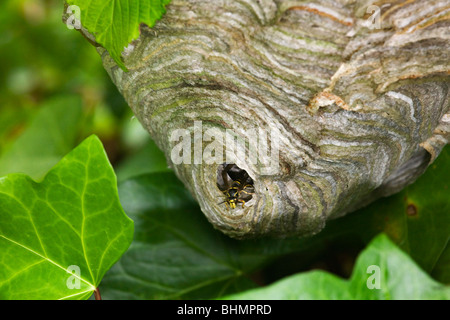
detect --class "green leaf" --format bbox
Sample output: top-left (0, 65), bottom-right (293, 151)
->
top-left (115, 139), bottom-right (171, 183)
top-left (0, 95), bottom-right (82, 181)
top-left (400, 148), bottom-right (450, 272)
top-left (223, 234), bottom-right (450, 300)
top-left (432, 243), bottom-right (450, 284)
top-left (65, 0), bottom-right (172, 70)
top-left (0, 135), bottom-right (134, 300)
top-left (99, 172), bottom-right (259, 300)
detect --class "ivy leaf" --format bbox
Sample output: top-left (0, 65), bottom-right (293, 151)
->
top-left (65, 0), bottom-right (172, 71)
top-left (399, 147), bottom-right (450, 273)
top-left (115, 140), bottom-right (171, 182)
top-left (115, 119), bottom-right (171, 182)
top-left (223, 234), bottom-right (450, 300)
top-left (431, 244), bottom-right (450, 284)
top-left (0, 135), bottom-right (134, 300)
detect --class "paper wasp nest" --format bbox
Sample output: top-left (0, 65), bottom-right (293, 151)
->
top-left (95, 0), bottom-right (449, 238)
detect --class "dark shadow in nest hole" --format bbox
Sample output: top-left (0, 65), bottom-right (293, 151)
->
top-left (217, 163), bottom-right (255, 209)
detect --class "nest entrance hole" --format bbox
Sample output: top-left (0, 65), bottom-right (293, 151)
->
top-left (216, 163), bottom-right (254, 191)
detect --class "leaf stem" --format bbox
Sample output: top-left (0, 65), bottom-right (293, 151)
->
top-left (94, 287), bottom-right (102, 300)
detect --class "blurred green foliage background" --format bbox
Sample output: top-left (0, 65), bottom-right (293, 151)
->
top-left (0, 0), bottom-right (152, 168)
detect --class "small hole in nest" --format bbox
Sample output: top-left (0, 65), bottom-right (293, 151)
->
top-left (217, 163), bottom-right (255, 209)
